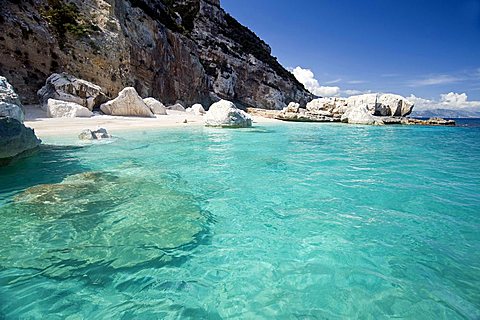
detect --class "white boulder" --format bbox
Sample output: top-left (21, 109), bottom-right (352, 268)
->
top-left (186, 103), bottom-right (206, 115)
top-left (283, 102), bottom-right (300, 113)
top-left (346, 94), bottom-right (413, 117)
top-left (100, 87), bottom-right (154, 118)
top-left (306, 97), bottom-right (348, 116)
top-left (167, 103), bottom-right (186, 111)
top-left (47, 99), bottom-right (93, 118)
top-left (143, 97), bottom-right (167, 115)
top-left (37, 73), bottom-right (107, 111)
top-left (204, 100), bottom-right (252, 128)
top-left (341, 105), bottom-right (384, 125)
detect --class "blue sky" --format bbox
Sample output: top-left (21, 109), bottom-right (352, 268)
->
top-left (222, 0), bottom-right (480, 109)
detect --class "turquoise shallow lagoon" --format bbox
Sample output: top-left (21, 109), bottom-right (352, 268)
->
top-left (1, 122), bottom-right (479, 319)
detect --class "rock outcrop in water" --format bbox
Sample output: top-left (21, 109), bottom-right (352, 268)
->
top-left (0, 117), bottom-right (41, 165)
top-left (275, 93), bottom-right (416, 125)
top-left (0, 0), bottom-right (312, 109)
top-left (0, 76), bottom-right (41, 165)
top-left (79, 128), bottom-right (112, 140)
top-left (205, 99), bottom-right (252, 127)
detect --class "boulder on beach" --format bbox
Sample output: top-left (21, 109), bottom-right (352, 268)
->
top-left (306, 97), bottom-right (348, 117)
top-left (100, 87), bottom-right (154, 118)
top-left (38, 73), bottom-right (107, 111)
top-left (341, 104), bottom-right (384, 125)
top-left (346, 94), bottom-right (413, 117)
top-left (0, 76), bottom-right (25, 122)
top-left (283, 102), bottom-right (301, 113)
top-left (205, 100), bottom-right (252, 128)
top-left (167, 103), bottom-right (186, 111)
top-left (47, 99), bottom-right (93, 118)
top-left (79, 128), bottom-right (112, 140)
top-left (0, 117), bottom-right (41, 165)
top-left (186, 103), bottom-right (206, 115)
top-left (143, 97), bottom-right (167, 115)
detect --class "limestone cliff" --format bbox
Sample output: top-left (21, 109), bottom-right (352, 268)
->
top-left (0, 0), bottom-right (313, 109)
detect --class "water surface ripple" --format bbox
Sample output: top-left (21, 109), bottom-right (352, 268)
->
top-left (0, 122), bottom-right (479, 319)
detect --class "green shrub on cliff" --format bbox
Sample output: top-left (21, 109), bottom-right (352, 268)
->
top-left (41, 0), bottom-right (99, 39)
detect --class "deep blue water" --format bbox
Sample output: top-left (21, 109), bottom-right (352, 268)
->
top-left (0, 122), bottom-right (479, 319)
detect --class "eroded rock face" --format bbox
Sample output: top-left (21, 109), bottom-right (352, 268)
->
top-left (37, 73), bottom-right (107, 111)
top-left (205, 99), bottom-right (252, 127)
top-left (0, 0), bottom-right (312, 109)
top-left (143, 98), bottom-right (167, 115)
top-left (100, 87), bottom-right (154, 118)
top-left (346, 94), bottom-right (413, 117)
top-left (47, 99), bottom-right (93, 118)
top-left (0, 117), bottom-right (41, 165)
top-left (0, 76), bottom-right (24, 122)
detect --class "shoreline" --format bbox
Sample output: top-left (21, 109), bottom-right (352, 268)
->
top-left (23, 105), bottom-right (282, 139)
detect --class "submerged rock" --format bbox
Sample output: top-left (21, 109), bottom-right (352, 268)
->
top-left (143, 97), bottom-right (167, 115)
top-left (0, 117), bottom-right (41, 165)
top-left (100, 87), bottom-right (154, 118)
top-left (1, 170), bottom-right (208, 276)
top-left (205, 100), bottom-right (252, 128)
top-left (79, 128), bottom-right (112, 140)
top-left (0, 76), bottom-right (25, 122)
top-left (186, 103), bottom-right (206, 115)
top-left (37, 73), bottom-right (107, 111)
top-left (47, 99), bottom-right (93, 118)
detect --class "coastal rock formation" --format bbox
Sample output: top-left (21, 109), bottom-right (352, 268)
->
top-left (37, 73), bottom-right (107, 111)
top-left (0, 0), bottom-right (312, 109)
top-left (143, 98), bottom-right (167, 115)
top-left (167, 103), bottom-right (186, 112)
top-left (187, 104), bottom-right (206, 115)
top-left (205, 100), bottom-right (252, 128)
top-left (403, 117), bottom-right (456, 126)
top-left (0, 117), bottom-right (41, 165)
top-left (346, 94), bottom-right (413, 117)
top-left (275, 94), bottom-right (414, 125)
top-left (79, 128), bottom-right (112, 140)
top-left (341, 105), bottom-right (383, 125)
top-left (100, 87), bottom-right (154, 118)
top-left (47, 99), bottom-right (93, 118)
top-left (0, 76), bottom-right (25, 122)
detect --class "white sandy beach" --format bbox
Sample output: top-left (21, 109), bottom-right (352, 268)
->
top-left (24, 105), bottom-right (281, 138)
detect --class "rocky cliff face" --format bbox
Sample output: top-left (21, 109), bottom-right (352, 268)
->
top-left (0, 0), bottom-right (313, 109)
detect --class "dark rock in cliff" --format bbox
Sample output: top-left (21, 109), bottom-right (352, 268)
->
top-left (0, 0), bottom-right (313, 109)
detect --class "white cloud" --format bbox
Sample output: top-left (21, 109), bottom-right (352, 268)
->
top-left (291, 67), bottom-right (340, 97)
top-left (408, 92), bottom-right (480, 110)
top-left (347, 80), bottom-right (368, 84)
top-left (342, 89), bottom-right (372, 96)
top-left (408, 74), bottom-right (462, 86)
top-left (325, 78), bottom-right (342, 84)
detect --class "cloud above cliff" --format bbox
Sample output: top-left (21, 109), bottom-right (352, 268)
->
top-left (408, 92), bottom-right (480, 110)
top-left (291, 67), bottom-right (340, 97)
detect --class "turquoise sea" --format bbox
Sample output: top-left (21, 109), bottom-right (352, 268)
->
top-left (1, 121), bottom-right (479, 319)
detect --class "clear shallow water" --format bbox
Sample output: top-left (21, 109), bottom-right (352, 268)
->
top-left (0, 122), bottom-right (479, 319)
